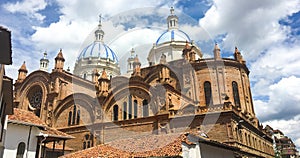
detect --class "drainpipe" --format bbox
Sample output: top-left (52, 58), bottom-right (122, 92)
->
top-left (38, 134), bottom-right (48, 158)
top-left (26, 126), bottom-right (32, 158)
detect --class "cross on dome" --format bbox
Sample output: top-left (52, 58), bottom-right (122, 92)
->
top-left (95, 14), bottom-right (105, 41)
top-left (170, 7), bottom-right (175, 15)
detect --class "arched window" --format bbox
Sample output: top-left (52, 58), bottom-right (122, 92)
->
top-left (83, 134), bottom-right (93, 149)
top-left (128, 95), bottom-right (132, 119)
top-left (113, 105), bottom-right (118, 121)
top-left (123, 102), bottom-right (127, 120)
top-left (72, 105), bottom-right (77, 125)
top-left (143, 99), bottom-right (149, 117)
top-left (68, 105), bottom-right (80, 126)
top-left (83, 73), bottom-right (87, 80)
top-left (68, 111), bottom-right (72, 126)
top-left (204, 81), bottom-right (212, 106)
top-left (232, 81), bottom-right (241, 107)
top-left (134, 100), bottom-right (138, 118)
top-left (16, 142), bottom-right (25, 158)
top-left (248, 134), bottom-right (251, 146)
top-left (76, 109), bottom-right (80, 125)
top-left (83, 142), bottom-right (86, 149)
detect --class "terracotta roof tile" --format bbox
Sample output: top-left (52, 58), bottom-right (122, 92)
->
top-left (8, 108), bottom-right (46, 127)
top-left (62, 132), bottom-right (239, 158)
top-left (9, 108), bottom-right (73, 139)
top-left (61, 144), bottom-right (131, 158)
top-left (62, 133), bottom-right (188, 158)
top-left (42, 127), bottom-right (74, 139)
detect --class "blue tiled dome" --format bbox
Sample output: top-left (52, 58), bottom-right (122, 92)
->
top-left (77, 41), bottom-right (118, 62)
top-left (156, 29), bottom-right (191, 45)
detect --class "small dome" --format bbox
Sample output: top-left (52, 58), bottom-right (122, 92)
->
top-left (77, 41), bottom-right (118, 62)
top-left (156, 29), bottom-right (191, 45)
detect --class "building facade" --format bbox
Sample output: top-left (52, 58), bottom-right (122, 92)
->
top-left (0, 26), bottom-right (14, 157)
top-left (13, 8), bottom-right (275, 157)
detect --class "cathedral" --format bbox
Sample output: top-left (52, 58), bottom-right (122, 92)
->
top-left (13, 8), bottom-right (275, 157)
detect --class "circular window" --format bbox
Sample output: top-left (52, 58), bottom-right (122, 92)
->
top-left (27, 85), bottom-right (43, 111)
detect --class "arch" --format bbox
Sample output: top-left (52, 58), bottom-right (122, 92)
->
top-left (18, 70), bottom-right (50, 94)
top-left (103, 81), bottom-right (152, 113)
top-left (53, 93), bottom-right (95, 127)
top-left (19, 78), bottom-right (48, 119)
top-left (232, 81), bottom-right (241, 107)
top-left (143, 99), bottom-right (149, 117)
top-left (113, 104), bottom-right (118, 121)
top-left (204, 81), bottom-right (212, 106)
top-left (16, 142), bottom-right (26, 158)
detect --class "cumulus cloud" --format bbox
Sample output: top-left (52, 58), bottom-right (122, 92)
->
top-left (263, 115), bottom-right (300, 149)
top-left (3, 0), bottom-right (47, 21)
top-left (199, 0), bottom-right (300, 60)
top-left (254, 76), bottom-right (300, 121)
top-left (28, 2), bottom-right (199, 73)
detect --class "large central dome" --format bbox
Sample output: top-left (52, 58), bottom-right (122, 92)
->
top-left (74, 16), bottom-right (120, 81)
top-left (77, 41), bottom-right (118, 62)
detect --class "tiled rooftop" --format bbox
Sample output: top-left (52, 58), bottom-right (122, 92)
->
top-left (8, 108), bottom-right (46, 127)
top-left (8, 108), bottom-right (73, 139)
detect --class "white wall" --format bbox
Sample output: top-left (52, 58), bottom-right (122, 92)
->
top-left (182, 141), bottom-right (235, 158)
top-left (3, 124), bottom-right (40, 158)
top-left (182, 142), bottom-right (201, 158)
top-left (199, 143), bottom-right (235, 158)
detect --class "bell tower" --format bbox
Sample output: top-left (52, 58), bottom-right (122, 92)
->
top-left (40, 51), bottom-right (49, 72)
top-left (127, 48), bottom-right (136, 73)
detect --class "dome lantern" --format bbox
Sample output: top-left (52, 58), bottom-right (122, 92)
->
top-left (95, 14), bottom-right (105, 41)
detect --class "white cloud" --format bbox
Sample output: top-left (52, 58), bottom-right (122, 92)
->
top-left (254, 76), bottom-right (300, 121)
top-left (199, 0), bottom-right (300, 60)
top-left (28, 1), bottom-right (186, 73)
top-left (263, 115), bottom-right (300, 150)
top-left (3, 0), bottom-right (47, 21)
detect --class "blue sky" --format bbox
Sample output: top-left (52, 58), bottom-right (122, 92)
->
top-left (1, 0), bottom-right (300, 150)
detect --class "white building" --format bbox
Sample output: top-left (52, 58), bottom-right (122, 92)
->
top-left (3, 108), bottom-right (73, 158)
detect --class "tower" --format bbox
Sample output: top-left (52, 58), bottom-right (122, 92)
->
top-left (54, 49), bottom-right (65, 72)
top-left (167, 7), bottom-right (178, 31)
top-left (17, 61), bottom-right (28, 83)
top-left (40, 51), bottom-right (49, 72)
top-left (132, 55), bottom-right (141, 76)
top-left (127, 48), bottom-right (136, 74)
